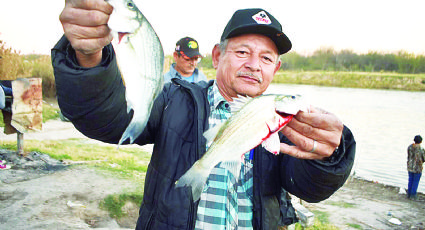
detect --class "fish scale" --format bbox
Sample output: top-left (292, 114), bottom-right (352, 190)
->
top-left (106, 0), bottom-right (164, 145)
top-left (176, 94), bottom-right (307, 202)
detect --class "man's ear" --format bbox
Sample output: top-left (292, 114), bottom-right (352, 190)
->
top-left (212, 44), bottom-right (221, 69)
top-left (274, 59), bottom-right (282, 75)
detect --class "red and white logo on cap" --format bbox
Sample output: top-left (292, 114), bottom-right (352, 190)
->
top-left (252, 11), bottom-right (271, 25)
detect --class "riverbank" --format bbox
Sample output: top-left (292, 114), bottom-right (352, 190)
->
top-left (201, 69), bottom-right (425, 91)
top-left (304, 177), bottom-right (425, 229)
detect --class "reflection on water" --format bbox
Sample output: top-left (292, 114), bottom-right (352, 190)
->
top-left (266, 84), bottom-right (425, 193)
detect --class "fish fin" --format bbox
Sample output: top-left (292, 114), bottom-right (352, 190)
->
top-left (175, 161), bottom-right (210, 202)
top-left (261, 133), bottom-right (281, 155)
top-left (220, 160), bottom-right (242, 181)
top-left (118, 115), bottom-right (146, 145)
top-left (229, 95), bottom-right (252, 114)
top-left (203, 124), bottom-right (223, 144)
top-left (126, 98), bottom-right (133, 114)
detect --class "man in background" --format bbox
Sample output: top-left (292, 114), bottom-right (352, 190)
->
top-left (164, 37), bottom-right (207, 83)
top-left (407, 135), bottom-right (425, 200)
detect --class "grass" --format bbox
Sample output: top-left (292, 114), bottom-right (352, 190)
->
top-left (201, 68), bottom-right (425, 91)
top-left (41, 103), bottom-right (60, 122)
top-left (100, 193), bottom-right (144, 218)
top-left (294, 210), bottom-right (339, 230)
top-left (346, 223), bottom-right (363, 229)
top-left (0, 101), bottom-right (60, 127)
top-left (326, 200), bottom-right (356, 208)
top-left (0, 139), bottom-right (151, 179)
top-left (273, 70), bottom-right (425, 91)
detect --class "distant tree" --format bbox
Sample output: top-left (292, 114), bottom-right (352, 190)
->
top-left (280, 52), bottom-right (309, 70)
top-left (310, 47), bottom-right (336, 70)
top-left (335, 50), bottom-right (359, 71)
top-left (198, 54), bottom-right (213, 69)
top-left (0, 40), bottom-right (32, 80)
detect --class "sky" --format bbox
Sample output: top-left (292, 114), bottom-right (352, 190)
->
top-left (1, 0), bottom-right (425, 56)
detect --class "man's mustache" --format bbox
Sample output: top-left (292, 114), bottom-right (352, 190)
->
top-left (236, 72), bottom-right (263, 83)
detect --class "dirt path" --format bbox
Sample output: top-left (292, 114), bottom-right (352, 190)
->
top-left (0, 164), bottom-right (137, 230)
top-left (1, 119), bottom-right (87, 141)
top-left (1, 119), bottom-right (425, 229)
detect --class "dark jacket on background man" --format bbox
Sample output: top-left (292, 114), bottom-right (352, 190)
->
top-left (52, 36), bottom-right (356, 230)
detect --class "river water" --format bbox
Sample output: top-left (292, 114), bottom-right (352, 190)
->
top-left (266, 83), bottom-right (425, 193)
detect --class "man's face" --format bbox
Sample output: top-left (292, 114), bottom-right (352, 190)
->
top-left (173, 51), bottom-right (200, 77)
top-left (213, 34), bottom-right (281, 101)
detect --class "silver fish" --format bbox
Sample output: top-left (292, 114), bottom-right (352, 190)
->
top-left (106, 0), bottom-right (164, 144)
top-left (175, 94), bottom-right (308, 201)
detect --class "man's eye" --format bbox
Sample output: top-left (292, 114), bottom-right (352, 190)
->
top-left (262, 56), bottom-right (275, 64)
top-left (235, 51), bottom-right (249, 57)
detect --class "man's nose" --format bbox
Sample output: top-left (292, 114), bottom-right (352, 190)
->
top-left (245, 55), bottom-right (261, 71)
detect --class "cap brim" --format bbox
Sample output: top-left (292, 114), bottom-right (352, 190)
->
top-left (223, 25), bottom-right (292, 55)
top-left (183, 50), bottom-right (203, 58)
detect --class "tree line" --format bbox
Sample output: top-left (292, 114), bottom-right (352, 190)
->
top-left (0, 40), bottom-right (56, 98)
top-left (199, 48), bottom-right (425, 74)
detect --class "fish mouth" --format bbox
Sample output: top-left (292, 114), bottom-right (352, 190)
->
top-left (276, 111), bottom-right (294, 120)
top-left (118, 32), bottom-right (130, 44)
top-left (236, 72), bottom-right (263, 83)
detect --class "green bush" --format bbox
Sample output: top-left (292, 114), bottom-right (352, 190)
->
top-left (0, 40), bottom-right (32, 80)
top-left (0, 40), bottom-right (56, 98)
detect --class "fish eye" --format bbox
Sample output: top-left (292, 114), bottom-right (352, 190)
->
top-left (127, 1), bottom-right (135, 9)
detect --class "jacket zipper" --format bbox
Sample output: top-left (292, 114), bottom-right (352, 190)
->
top-left (179, 79), bottom-right (211, 229)
top-left (187, 200), bottom-right (195, 230)
top-left (145, 211), bottom-right (154, 229)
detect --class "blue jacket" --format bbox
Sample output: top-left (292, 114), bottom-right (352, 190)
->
top-left (52, 36), bottom-right (356, 230)
top-left (163, 63), bottom-right (207, 83)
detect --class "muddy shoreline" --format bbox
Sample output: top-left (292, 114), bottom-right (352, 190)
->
top-left (1, 148), bottom-right (424, 229)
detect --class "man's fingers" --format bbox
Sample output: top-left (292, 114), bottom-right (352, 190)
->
top-left (70, 34), bottom-right (113, 55)
top-left (66, 0), bottom-right (114, 14)
top-left (295, 108), bottom-right (342, 132)
top-left (280, 143), bottom-right (327, 160)
top-left (60, 8), bottom-right (111, 27)
top-left (281, 125), bottom-right (336, 157)
top-left (64, 23), bottom-right (111, 40)
top-left (60, 0), bottom-right (114, 65)
top-left (285, 116), bottom-right (341, 146)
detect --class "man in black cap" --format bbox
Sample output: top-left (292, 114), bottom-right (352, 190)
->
top-left (164, 37), bottom-right (207, 83)
top-left (54, 2), bottom-right (355, 229)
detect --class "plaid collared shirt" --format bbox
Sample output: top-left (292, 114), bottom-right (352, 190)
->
top-left (195, 82), bottom-right (254, 230)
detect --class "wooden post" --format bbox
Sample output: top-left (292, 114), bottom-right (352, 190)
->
top-left (17, 131), bottom-right (24, 155)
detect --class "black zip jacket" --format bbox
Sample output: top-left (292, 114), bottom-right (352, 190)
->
top-left (52, 36), bottom-right (356, 230)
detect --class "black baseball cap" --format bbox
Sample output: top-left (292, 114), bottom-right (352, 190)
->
top-left (221, 8), bottom-right (292, 55)
top-left (175, 37), bottom-right (202, 58)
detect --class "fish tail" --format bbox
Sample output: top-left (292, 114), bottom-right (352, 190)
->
top-left (118, 117), bottom-right (146, 145)
top-left (175, 161), bottom-right (210, 202)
